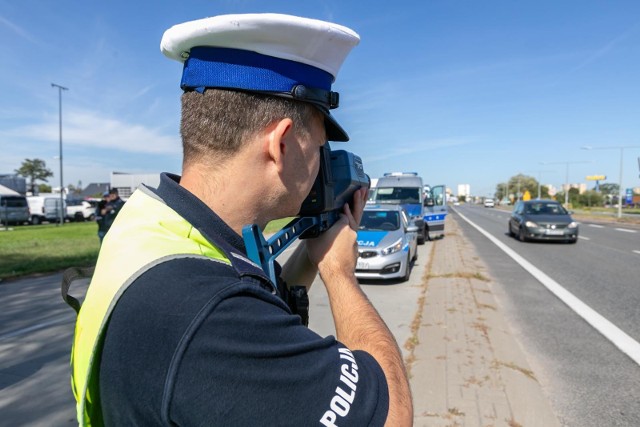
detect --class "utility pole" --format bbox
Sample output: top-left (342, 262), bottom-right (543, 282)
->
top-left (541, 161), bottom-right (590, 208)
top-left (51, 83), bottom-right (68, 226)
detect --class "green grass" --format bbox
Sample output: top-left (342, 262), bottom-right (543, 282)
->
top-left (0, 217), bottom-right (297, 280)
top-left (0, 222), bottom-right (100, 280)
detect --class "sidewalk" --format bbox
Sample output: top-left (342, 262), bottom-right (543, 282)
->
top-left (407, 216), bottom-right (561, 427)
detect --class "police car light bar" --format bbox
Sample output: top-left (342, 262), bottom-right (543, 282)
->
top-left (383, 172), bottom-right (418, 177)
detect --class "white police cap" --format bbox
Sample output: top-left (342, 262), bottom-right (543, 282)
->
top-left (160, 13), bottom-right (360, 141)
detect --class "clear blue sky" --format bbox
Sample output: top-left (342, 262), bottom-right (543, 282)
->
top-left (1, 0), bottom-right (639, 197)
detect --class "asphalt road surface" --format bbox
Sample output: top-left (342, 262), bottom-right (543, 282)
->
top-left (452, 203), bottom-right (640, 427)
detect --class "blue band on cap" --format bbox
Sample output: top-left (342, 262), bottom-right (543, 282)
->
top-left (181, 47), bottom-right (333, 93)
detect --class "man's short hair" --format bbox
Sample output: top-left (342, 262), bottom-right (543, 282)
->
top-left (109, 188), bottom-right (119, 196)
top-left (180, 89), bottom-right (316, 165)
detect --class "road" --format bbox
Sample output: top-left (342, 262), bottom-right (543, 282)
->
top-left (0, 243), bottom-right (428, 426)
top-left (452, 203), bottom-right (640, 427)
top-left (0, 273), bottom-right (88, 426)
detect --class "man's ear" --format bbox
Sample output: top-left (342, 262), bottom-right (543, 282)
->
top-left (266, 118), bottom-right (294, 172)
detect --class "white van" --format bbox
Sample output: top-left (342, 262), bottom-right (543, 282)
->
top-left (27, 195), bottom-right (64, 224)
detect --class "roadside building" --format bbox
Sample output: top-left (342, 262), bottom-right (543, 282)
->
top-left (110, 172), bottom-right (161, 200)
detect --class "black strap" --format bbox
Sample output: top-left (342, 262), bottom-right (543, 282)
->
top-left (286, 286), bottom-right (309, 327)
top-left (61, 266), bottom-right (95, 314)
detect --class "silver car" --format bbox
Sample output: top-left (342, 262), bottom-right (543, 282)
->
top-left (355, 205), bottom-right (419, 281)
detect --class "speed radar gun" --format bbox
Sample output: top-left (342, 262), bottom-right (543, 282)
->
top-left (242, 144), bottom-right (370, 286)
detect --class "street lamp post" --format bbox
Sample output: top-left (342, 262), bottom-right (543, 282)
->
top-left (525, 170), bottom-right (554, 199)
top-left (51, 83), bottom-right (68, 226)
top-left (540, 161), bottom-right (590, 208)
top-left (582, 145), bottom-right (640, 218)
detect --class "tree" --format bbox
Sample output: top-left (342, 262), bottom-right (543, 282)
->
top-left (599, 183), bottom-right (619, 196)
top-left (495, 174), bottom-right (542, 201)
top-left (15, 159), bottom-right (53, 194)
top-left (578, 190), bottom-right (604, 208)
top-left (38, 183), bottom-right (52, 193)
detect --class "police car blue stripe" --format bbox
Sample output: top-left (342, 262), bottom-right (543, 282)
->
top-left (424, 213), bottom-right (447, 222)
top-left (356, 231), bottom-right (387, 247)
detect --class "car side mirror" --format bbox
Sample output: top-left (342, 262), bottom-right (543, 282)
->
top-left (406, 225), bottom-right (419, 233)
top-left (424, 198), bottom-right (434, 207)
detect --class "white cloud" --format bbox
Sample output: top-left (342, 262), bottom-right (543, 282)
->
top-left (3, 108), bottom-right (181, 155)
top-left (363, 138), bottom-right (469, 163)
top-left (0, 14), bottom-right (39, 44)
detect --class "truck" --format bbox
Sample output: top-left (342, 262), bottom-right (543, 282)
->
top-left (371, 172), bottom-right (428, 244)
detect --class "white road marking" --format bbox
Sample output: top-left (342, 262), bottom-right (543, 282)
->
top-left (615, 228), bottom-right (637, 233)
top-left (578, 236), bottom-right (590, 240)
top-left (633, 250), bottom-right (640, 255)
top-left (589, 224), bottom-right (604, 228)
top-left (456, 210), bottom-right (640, 367)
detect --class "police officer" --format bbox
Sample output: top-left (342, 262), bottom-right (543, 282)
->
top-left (71, 13), bottom-right (412, 426)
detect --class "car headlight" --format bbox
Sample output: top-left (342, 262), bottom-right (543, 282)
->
top-left (524, 221), bottom-right (538, 228)
top-left (382, 238), bottom-right (403, 255)
top-left (568, 221), bottom-right (578, 229)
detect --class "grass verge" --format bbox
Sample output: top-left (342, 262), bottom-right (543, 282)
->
top-left (0, 222), bottom-right (100, 280)
top-left (0, 217), bottom-right (296, 281)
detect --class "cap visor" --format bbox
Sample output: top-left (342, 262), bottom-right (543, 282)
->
top-left (322, 111), bottom-right (349, 142)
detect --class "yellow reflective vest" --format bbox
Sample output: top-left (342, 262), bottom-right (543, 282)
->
top-left (71, 186), bottom-right (234, 426)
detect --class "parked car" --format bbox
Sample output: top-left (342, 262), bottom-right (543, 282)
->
top-left (483, 198), bottom-right (495, 208)
top-left (508, 200), bottom-right (579, 243)
top-left (355, 205), bottom-right (419, 282)
top-left (0, 194), bottom-right (30, 225)
top-left (66, 199), bottom-right (95, 221)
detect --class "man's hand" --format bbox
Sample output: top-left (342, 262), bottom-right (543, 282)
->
top-left (305, 187), bottom-right (368, 276)
top-left (279, 188), bottom-right (368, 291)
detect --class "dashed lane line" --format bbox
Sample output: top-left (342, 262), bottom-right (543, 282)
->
top-left (456, 210), bottom-right (640, 368)
top-left (589, 224), bottom-right (604, 228)
top-left (578, 236), bottom-right (590, 241)
top-left (615, 228), bottom-right (637, 233)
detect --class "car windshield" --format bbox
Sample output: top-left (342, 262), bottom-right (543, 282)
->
top-left (2, 197), bottom-right (27, 208)
top-left (374, 187), bottom-right (420, 204)
top-left (525, 203), bottom-right (567, 215)
top-left (360, 211), bottom-right (400, 231)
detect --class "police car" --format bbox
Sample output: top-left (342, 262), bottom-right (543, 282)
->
top-left (356, 204), bottom-right (419, 282)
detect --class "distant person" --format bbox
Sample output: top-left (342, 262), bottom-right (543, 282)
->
top-left (99, 189), bottom-right (125, 243)
top-left (95, 191), bottom-right (109, 243)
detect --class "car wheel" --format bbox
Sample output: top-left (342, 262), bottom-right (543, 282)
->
top-left (402, 254), bottom-right (412, 282)
top-left (31, 215), bottom-right (41, 225)
top-left (417, 226), bottom-right (425, 245)
top-left (518, 227), bottom-right (527, 242)
top-left (89, 214), bottom-right (96, 221)
top-left (508, 223), bottom-right (515, 237)
top-left (412, 246), bottom-right (418, 261)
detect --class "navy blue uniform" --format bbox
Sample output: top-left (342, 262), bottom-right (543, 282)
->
top-left (99, 174), bottom-right (389, 426)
